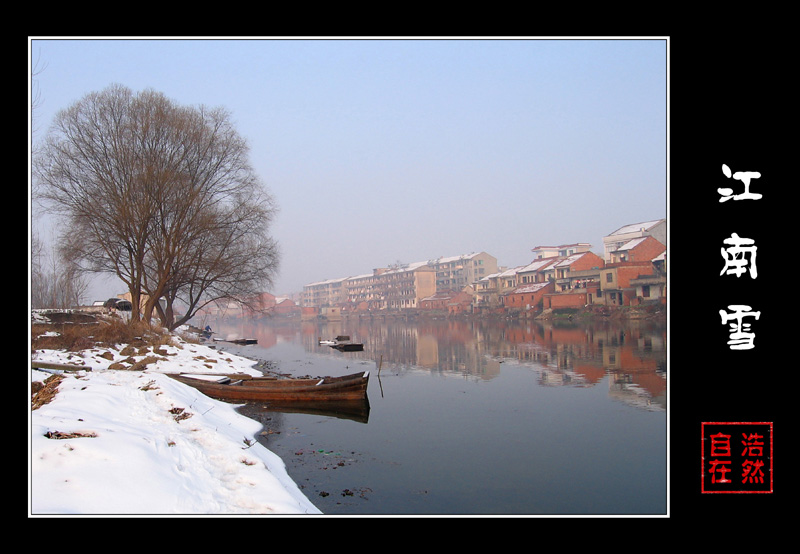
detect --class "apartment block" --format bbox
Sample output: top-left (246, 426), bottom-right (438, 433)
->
top-left (303, 253), bottom-right (494, 310)
top-left (426, 252), bottom-right (498, 291)
top-left (301, 277), bottom-right (348, 308)
top-left (379, 262), bottom-right (437, 310)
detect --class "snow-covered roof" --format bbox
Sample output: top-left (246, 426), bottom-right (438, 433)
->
top-left (531, 243), bottom-right (590, 250)
top-left (510, 282), bottom-right (550, 294)
top-left (518, 258), bottom-right (556, 273)
top-left (553, 252), bottom-right (590, 268)
top-left (382, 260), bottom-right (431, 275)
top-left (305, 276), bottom-right (350, 287)
top-left (608, 219), bottom-right (664, 236)
top-left (429, 252), bottom-right (483, 264)
top-left (498, 266), bottom-right (523, 277)
top-left (346, 273), bottom-right (375, 281)
top-left (615, 237), bottom-right (649, 251)
top-left (305, 252), bottom-right (494, 289)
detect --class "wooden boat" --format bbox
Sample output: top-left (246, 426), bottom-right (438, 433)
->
top-left (330, 342), bottom-right (364, 352)
top-left (318, 336), bottom-right (365, 352)
top-left (186, 325), bottom-right (215, 339)
top-left (168, 370), bottom-right (369, 402)
top-left (213, 337), bottom-right (258, 345)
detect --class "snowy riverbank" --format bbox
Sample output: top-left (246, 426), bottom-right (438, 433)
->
top-left (30, 324), bottom-right (322, 516)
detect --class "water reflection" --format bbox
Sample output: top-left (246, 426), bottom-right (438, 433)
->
top-left (209, 315), bottom-right (666, 514)
top-left (237, 398), bottom-right (371, 425)
top-left (210, 316), bottom-right (666, 412)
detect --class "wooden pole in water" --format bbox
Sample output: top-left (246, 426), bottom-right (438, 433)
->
top-left (377, 354), bottom-right (384, 398)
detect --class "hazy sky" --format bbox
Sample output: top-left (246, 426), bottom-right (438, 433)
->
top-left (30, 37), bottom-right (667, 299)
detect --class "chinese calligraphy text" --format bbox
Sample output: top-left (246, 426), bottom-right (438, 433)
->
top-left (719, 164), bottom-right (762, 350)
top-left (718, 163), bottom-right (762, 202)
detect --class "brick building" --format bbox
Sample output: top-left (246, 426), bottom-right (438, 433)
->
top-left (420, 288), bottom-right (475, 314)
top-left (608, 235), bottom-right (666, 264)
top-left (602, 219), bottom-right (666, 262)
top-left (599, 261), bottom-right (657, 306)
top-left (504, 281), bottom-right (554, 310)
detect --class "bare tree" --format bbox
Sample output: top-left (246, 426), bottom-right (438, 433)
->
top-left (31, 231), bottom-right (89, 309)
top-left (30, 48), bottom-right (47, 151)
top-left (175, 191), bottom-right (278, 327)
top-left (34, 84), bottom-right (279, 328)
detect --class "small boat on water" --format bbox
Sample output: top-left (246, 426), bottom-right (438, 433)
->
top-left (186, 325), bottom-right (214, 340)
top-left (330, 343), bottom-right (364, 352)
top-left (213, 337), bottom-right (258, 345)
top-left (318, 335), bottom-right (364, 351)
top-left (168, 370), bottom-right (370, 402)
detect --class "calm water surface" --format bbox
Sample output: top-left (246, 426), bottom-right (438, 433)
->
top-left (210, 316), bottom-right (666, 515)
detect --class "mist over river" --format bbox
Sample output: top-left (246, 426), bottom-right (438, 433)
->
top-left (207, 316), bottom-right (666, 515)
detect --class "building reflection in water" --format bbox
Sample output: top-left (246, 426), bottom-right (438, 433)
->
top-left (211, 316), bottom-right (666, 412)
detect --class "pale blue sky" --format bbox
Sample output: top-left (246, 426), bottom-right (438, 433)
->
top-left (30, 37), bottom-right (667, 298)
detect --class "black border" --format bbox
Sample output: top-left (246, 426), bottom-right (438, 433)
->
top-left (671, 35), bottom-right (788, 520)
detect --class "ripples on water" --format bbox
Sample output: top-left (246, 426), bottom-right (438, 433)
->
top-left (212, 316), bottom-right (667, 515)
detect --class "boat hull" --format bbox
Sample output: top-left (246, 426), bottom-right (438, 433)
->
top-left (331, 343), bottom-right (364, 352)
top-left (169, 371), bottom-right (369, 402)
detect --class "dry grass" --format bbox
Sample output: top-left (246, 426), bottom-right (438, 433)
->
top-left (31, 312), bottom-right (180, 410)
top-left (31, 313), bottom-right (173, 353)
top-left (31, 374), bottom-right (64, 410)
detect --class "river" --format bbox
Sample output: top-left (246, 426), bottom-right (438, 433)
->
top-left (207, 315), bottom-right (667, 516)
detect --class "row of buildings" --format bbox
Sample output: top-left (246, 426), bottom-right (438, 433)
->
top-left (301, 251), bottom-right (498, 313)
top-left (299, 219), bottom-right (666, 318)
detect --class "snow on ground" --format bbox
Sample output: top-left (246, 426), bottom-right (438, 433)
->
top-left (30, 325), bottom-right (322, 516)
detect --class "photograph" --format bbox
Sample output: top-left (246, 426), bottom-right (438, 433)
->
top-left (30, 36), bottom-right (677, 517)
